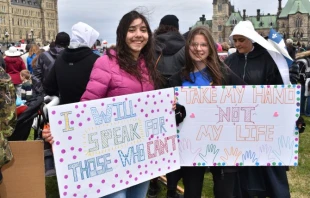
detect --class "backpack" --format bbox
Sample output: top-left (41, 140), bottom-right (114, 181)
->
top-left (0, 67), bottom-right (16, 179)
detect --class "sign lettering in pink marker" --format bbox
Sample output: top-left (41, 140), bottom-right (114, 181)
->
top-left (175, 85), bottom-right (300, 167)
top-left (48, 88), bottom-right (180, 198)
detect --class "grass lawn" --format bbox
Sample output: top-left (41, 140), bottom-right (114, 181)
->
top-left (31, 116), bottom-right (310, 198)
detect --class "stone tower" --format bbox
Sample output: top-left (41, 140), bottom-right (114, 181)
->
top-left (40, 0), bottom-right (58, 44)
top-left (212, 0), bottom-right (232, 43)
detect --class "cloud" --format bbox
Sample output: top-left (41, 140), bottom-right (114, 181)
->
top-left (59, 0), bottom-right (288, 43)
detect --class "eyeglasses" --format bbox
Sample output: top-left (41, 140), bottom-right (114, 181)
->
top-left (190, 42), bottom-right (208, 49)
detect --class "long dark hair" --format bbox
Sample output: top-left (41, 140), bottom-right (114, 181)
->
top-left (182, 26), bottom-right (223, 85)
top-left (107, 10), bottom-right (163, 88)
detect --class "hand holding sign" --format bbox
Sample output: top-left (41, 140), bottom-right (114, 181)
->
top-left (199, 144), bottom-right (219, 164)
top-left (179, 139), bottom-right (201, 164)
top-left (242, 150), bottom-right (258, 165)
top-left (220, 147), bottom-right (242, 164)
top-left (273, 136), bottom-right (294, 165)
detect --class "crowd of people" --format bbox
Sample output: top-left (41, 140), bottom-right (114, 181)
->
top-left (1, 8), bottom-right (308, 198)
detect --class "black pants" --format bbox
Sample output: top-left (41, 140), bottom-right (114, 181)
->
top-left (211, 167), bottom-right (240, 198)
top-left (166, 166), bottom-right (205, 198)
top-left (239, 167), bottom-right (290, 198)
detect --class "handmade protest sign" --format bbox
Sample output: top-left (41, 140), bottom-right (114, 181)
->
top-left (48, 88), bottom-right (179, 198)
top-left (175, 85), bottom-right (300, 167)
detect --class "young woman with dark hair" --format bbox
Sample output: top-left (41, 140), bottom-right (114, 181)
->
top-left (80, 10), bottom-right (171, 198)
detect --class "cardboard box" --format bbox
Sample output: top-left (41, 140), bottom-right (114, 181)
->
top-left (0, 141), bottom-right (45, 198)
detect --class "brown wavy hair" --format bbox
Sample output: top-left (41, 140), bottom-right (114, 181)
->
top-left (31, 49), bottom-right (45, 69)
top-left (107, 10), bottom-right (163, 89)
top-left (28, 44), bottom-right (40, 56)
top-left (182, 26), bottom-right (223, 85)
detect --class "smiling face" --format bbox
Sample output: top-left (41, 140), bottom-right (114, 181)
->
top-left (233, 35), bottom-right (253, 54)
top-left (189, 34), bottom-right (209, 64)
top-left (125, 18), bottom-right (149, 59)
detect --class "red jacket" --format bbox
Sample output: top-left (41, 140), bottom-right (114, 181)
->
top-left (5, 56), bottom-right (26, 85)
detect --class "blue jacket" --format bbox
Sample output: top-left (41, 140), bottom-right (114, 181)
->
top-left (26, 54), bottom-right (36, 74)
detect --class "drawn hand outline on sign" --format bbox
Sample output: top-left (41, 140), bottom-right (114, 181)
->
top-left (179, 139), bottom-right (201, 164)
top-left (242, 150), bottom-right (258, 165)
top-left (220, 147), bottom-right (242, 164)
top-left (258, 144), bottom-right (275, 162)
top-left (199, 144), bottom-right (219, 164)
top-left (272, 136), bottom-right (294, 165)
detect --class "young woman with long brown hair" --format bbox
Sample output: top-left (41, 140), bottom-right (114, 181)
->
top-left (167, 26), bottom-right (238, 198)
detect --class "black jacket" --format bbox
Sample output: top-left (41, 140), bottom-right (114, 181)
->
top-left (0, 53), bottom-right (5, 70)
top-left (155, 32), bottom-right (185, 79)
top-left (32, 46), bottom-right (64, 95)
top-left (225, 44), bottom-right (289, 198)
top-left (291, 51), bottom-right (310, 84)
top-left (225, 43), bottom-right (283, 85)
top-left (287, 45), bottom-right (296, 60)
top-left (43, 47), bottom-right (99, 105)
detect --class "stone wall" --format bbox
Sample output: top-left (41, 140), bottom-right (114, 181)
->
top-left (0, 0), bottom-right (58, 45)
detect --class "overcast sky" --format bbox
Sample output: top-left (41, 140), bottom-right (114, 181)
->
top-left (58, 0), bottom-right (288, 45)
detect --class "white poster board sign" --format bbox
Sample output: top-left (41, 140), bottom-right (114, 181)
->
top-left (48, 88), bottom-right (180, 198)
top-left (176, 85), bottom-right (300, 167)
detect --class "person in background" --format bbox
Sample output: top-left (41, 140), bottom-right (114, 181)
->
top-left (4, 46), bottom-right (26, 97)
top-left (225, 20), bottom-right (289, 198)
top-left (42, 22), bottom-right (100, 178)
top-left (290, 51), bottom-right (310, 116)
top-left (221, 42), bottom-right (230, 53)
top-left (32, 33), bottom-right (69, 176)
top-left (26, 44), bottom-right (40, 74)
top-left (92, 39), bottom-right (101, 55)
top-left (92, 44), bottom-right (101, 56)
top-left (0, 66), bottom-right (16, 183)
top-left (21, 44), bottom-right (32, 66)
top-left (286, 38), bottom-right (296, 60)
top-left (218, 42), bottom-right (229, 61)
top-left (31, 49), bottom-right (45, 70)
top-left (154, 15), bottom-right (185, 82)
top-left (0, 51), bottom-right (5, 70)
top-left (20, 69), bottom-right (33, 101)
top-left (148, 14), bottom-right (186, 198)
top-left (32, 32), bottom-right (70, 96)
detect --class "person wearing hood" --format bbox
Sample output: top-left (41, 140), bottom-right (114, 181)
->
top-left (32, 32), bottom-right (70, 96)
top-left (42, 22), bottom-right (100, 179)
top-left (4, 46), bottom-right (26, 97)
top-left (43, 22), bottom-right (100, 104)
top-left (154, 15), bottom-right (185, 85)
top-left (223, 21), bottom-right (289, 198)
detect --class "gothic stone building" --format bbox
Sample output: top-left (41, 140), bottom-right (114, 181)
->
top-left (0, 0), bottom-right (58, 45)
top-left (193, 0), bottom-right (310, 46)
